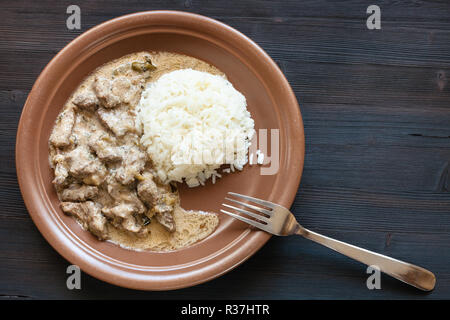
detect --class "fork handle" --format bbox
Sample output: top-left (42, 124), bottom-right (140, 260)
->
top-left (296, 227), bottom-right (436, 291)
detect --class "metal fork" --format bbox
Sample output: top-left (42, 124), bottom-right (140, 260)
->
top-left (221, 192), bottom-right (436, 291)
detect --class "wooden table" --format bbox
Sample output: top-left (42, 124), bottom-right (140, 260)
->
top-left (1, 0), bottom-right (449, 299)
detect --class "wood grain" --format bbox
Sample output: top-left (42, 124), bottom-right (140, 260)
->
top-left (1, 0), bottom-right (450, 299)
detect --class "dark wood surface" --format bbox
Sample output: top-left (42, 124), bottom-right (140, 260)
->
top-left (1, 0), bottom-right (450, 299)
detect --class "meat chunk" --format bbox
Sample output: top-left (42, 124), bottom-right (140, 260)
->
top-left (61, 201), bottom-right (108, 239)
top-left (82, 173), bottom-right (107, 186)
top-left (60, 184), bottom-right (98, 201)
top-left (137, 171), bottom-right (177, 232)
top-left (102, 177), bottom-right (147, 236)
top-left (137, 171), bottom-right (175, 206)
top-left (49, 106), bottom-right (76, 147)
top-left (52, 154), bottom-right (69, 186)
top-left (97, 106), bottom-right (139, 137)
top-left (65, 146), bottom-right (107, 185)
top-left (121, 215), bottom-right (144, 234)
top-left (94, 76), bottom-right (121, 108)
top-left (53, 162), bottom-right (69, 186)
top-left (115, 144), bottom-right (147, 185)
top-left (93, 76), bottom-right (141, 109)
top-left (88, 131), bottom-right (123, 162)
top-left (101, 202), bottom-right (136, 219)
top-left (66, 146), bottom-right (96, 176)
top-left (72, 89), bottom-right (99, 111)
top-left (136, 172), bottom-right (160, 205)
top-left (66, 146), bottom-right (105, 176)
top-left (154, 204), bottom-right (176, 233)
top-left (106, 176), bottom-right (146, 214)
top-left (102, 205), bottom-right (148, 235)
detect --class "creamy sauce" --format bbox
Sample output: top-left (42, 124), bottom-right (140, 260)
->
top-left (108, 207), bottom-right (219, 251)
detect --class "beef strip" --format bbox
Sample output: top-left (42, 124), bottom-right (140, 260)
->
top-left (106, 176), bottom-right (146, 213)
top-left (101, 202), bottom-right (136, 219)
top-left (102, 176), bottom-right (148, 235)
top-left (72, 89), bottom-right (99, 111)
top-left (154, 204), bottom-right (176, 233)
top-left (52, 154), bottom-right (69, 186)
top-left (65, 146), bottom-right (104, 176)
top-left (49, 106), bottom-right (76, 147)
top-left (97, 106), bottom-right (139, 137)
top-left (136, 171), bottom-right (160, 205)
top-left (61, 201), bottom-right (108, 240)
top-left (65, 145), bottom-right (107, 185)
top-left (60, 184), bottom-right (98, 202)
top-left (88, 131), bottom-right (123, 162)
top-left (102, 205), bottom-right (148, 235)
top-left (115, 143), bottom-right (147, 185)
top-left (93, 75), bottom-right (141, 109)
top-left (121, 215), bottom-right (147, 235)
top-left (137, 171), bottom-right (177, 232)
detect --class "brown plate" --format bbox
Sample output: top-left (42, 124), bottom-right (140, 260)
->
top-left (16, 11), bottom-right (304, 290)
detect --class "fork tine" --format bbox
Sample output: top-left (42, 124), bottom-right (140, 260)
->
top-left (228, 192), bottom-right (275, 209)
top-left (222, 203), bottom-right (270, 223)
top-left (220, 209), bottom-right (268, 230)
top-left (225, 197), bottom-right (272, 217)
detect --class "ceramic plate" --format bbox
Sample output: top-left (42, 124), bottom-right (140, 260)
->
top-left (16, 11), bottom-right (304, 290)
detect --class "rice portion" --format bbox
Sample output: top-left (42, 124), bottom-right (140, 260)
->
top-left (137, 69), bottom-right (255, 187)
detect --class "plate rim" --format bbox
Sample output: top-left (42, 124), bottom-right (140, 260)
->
top-left (15, 10), bottom-right (305, 290)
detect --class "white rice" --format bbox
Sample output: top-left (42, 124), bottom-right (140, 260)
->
top-left (256, 149), bottom-right (265, 164)
top-left (137, 69), bottom-right (255, 187)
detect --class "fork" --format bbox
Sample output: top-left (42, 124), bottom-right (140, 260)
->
top-left (221, 192), bottom-right (436, 291)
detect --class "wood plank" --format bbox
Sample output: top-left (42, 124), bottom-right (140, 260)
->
top-left (1, 228), bottom-right (448, 299)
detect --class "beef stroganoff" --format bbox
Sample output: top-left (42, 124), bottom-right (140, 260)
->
top-left (48, 51), bottom-right (254, 251)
